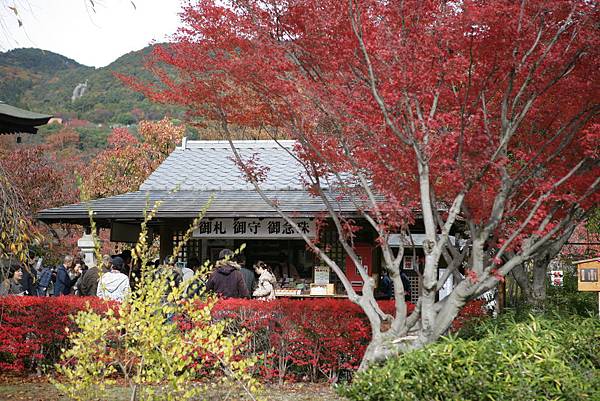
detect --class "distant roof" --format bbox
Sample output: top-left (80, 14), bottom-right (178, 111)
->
top-left (140, 140), bottom-right (306, 191)
top-left (0, 103), bottom-right (52, 135)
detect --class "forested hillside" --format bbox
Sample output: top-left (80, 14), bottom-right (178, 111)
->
top-left (0, 46), bottom-right (182, 126)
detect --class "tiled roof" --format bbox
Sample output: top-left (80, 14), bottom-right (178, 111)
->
top-left (37, 190), bottom-right (360, 226)
top-left (140, 140), bottom-right (306, 191)
top-left (37, 139), bottom-right (367, 225)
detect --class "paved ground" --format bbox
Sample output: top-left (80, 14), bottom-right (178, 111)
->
top-left (0, 379), bottom-right (346, 401)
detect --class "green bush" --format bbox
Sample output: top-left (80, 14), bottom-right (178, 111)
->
top-left (340, 315), bottom-right (600, 401)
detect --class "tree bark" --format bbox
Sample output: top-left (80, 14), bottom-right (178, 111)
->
top-left (358, 331), bottom-right (420, 371)
top-left (527, 256), bottom-right (548, 310)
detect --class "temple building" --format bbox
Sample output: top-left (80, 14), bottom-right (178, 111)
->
top-left (38, 139), bottom-right (446, 300)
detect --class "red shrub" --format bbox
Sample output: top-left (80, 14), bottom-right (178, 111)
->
top-left (0, 296), bottom-right (114, 374)
top-left (450, 299), bottom-right (488, 332)
top-left (211, 299), bottom-right (413, 382)
top-left (0, 296), bottom-right (484, 382)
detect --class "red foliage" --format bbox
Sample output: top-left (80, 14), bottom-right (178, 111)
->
top-left (449, 299), bottom-right (487, 332)
top-left (212, 299), bottom-right (406, 382)
top-left (81, 119), bottom-right (184, 199)
top-left (0, 296), bottom-right (114, 373)
top-left (0, 297), bottom-right (488, 381)
top-left (128, 0), bottom-right (599, 287)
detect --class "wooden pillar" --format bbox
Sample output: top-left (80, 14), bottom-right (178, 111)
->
top-left (159, 225), bottom-right (173, 262)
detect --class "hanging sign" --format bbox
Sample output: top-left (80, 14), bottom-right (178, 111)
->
top-left (192, 218), bottom-right (315, 239)
top-left (549, 271), bottom-right (564, 287)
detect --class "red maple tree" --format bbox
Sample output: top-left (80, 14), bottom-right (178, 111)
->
top-left (129, 0), bottom-right (599, 367)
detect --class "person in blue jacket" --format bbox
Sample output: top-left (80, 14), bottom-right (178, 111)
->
top-left (54, 255), bottom-right (76, 296)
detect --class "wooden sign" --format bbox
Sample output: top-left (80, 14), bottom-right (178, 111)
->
top-left (575, 259), bottom-right (600, 292)
top-left (192, 218), bottom-right (315, 239)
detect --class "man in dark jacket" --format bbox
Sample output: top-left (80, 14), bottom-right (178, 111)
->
top-left (79, 254), bottom-right (110, 296)
top-left (20, 263), bottom-right (36, 296)
top-left (238, 255), bottom-right (256, 295)
top-left (54, 255), bottom-right (76, 296)
top-left (206, 249), bottom-right (249, 298)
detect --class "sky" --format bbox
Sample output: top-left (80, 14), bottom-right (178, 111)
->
top-left (0, 0), bottom-right (183, 67)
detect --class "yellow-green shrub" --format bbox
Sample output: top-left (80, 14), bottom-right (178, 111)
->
top-left (54, 199), bottom-right (259, 401)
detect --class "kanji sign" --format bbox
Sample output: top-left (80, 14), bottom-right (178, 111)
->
top-left (192, 218), bottom-right (315, 238)
top-left (549, 270), bottom-right (564, 287)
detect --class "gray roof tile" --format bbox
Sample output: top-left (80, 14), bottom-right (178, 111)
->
top-left (37, 190), bottom-right (361, 226)
top-left (140, 140), bottom-right (305, 191)
top-left (37, 140), bottom-right (366, 225)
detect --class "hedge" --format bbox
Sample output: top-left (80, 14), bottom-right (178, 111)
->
top-left (0, 296), bottom-right (482, 382)
top-left (340, 315), bottom-right (600, 401)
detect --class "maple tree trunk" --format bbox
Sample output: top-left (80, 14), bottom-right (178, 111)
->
top-left (527, 257), bottom-right (548, 310)
top-left (359, 331), bottom-right (418, 371)
top-left (511, 223), bottom-right (576, 309)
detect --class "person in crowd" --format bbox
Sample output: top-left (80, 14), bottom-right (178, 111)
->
top-left (378, 269), bottom-right (394, 300)
top-left (181, 257), bottom-right (196, 283)
top-left (79, 254), bottom-right (110, 296)
top-left (252, 261), bottom-right (276, 301)
top-left (35, 258), bottom-right (54, 296)
top-left (152, 257), bottom-right (184, 301)
top-left (160, 256), bottom-right (183, 286)
top-left (54, 255), bottom-right (77, 296)
top-left (97, 256), bottom-right (130, 301)
top-left (206, 249), bottom-right (249, 298)
top-left (72, 253), bottom-right (88, 295)
top-left (0, 265), bottom-right (25, 296)
top-left (181, 256), bottom-right (201, 295)
top-left (378, 268), bottom-right (412, 301)
top-left (400, 269), bottom-right (411, 302)
top-left (20, 262), bottom-right (36, 296)
top-left (274, 254), bottom-right (300, 281)
top-left (127, 249), bottom-right (144, 292)
top-left (120, 249), bottom-right (133, 276)
top-left (238, 255), bottom-right (256, 295)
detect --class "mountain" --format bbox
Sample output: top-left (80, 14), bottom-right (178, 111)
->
top-left (0, 46), bottom-right (182, 125)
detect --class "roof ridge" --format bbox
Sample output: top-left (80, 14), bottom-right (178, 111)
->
top-left (180, 139), bottom-right (296, 150)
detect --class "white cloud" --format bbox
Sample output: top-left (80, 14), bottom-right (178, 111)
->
top-left (0, 0), bottom-right (183, 67)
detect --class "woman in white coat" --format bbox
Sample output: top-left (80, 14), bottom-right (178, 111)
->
top-left (252, 261), bottom-right (276, 301)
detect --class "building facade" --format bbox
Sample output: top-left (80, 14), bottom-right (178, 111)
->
top-left (39, 139), bottom-right (444, 300)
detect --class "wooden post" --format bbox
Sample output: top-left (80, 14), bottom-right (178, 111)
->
top-left (159, 225), bottom-right (173, 262)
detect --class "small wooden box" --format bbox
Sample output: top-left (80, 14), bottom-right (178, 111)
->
top-left (310, 283), bottom-right (335, 296)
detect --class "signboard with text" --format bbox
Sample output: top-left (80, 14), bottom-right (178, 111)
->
top-left (314, 266), bottom-right (330, 285)
top-left (575, 259), bottom-right (600, 292)
top-left (192, 218), bottom-right (315, 239)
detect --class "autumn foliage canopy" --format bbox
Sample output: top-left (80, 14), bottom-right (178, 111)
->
top-left (128, 0), bottom-right (599, 361)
